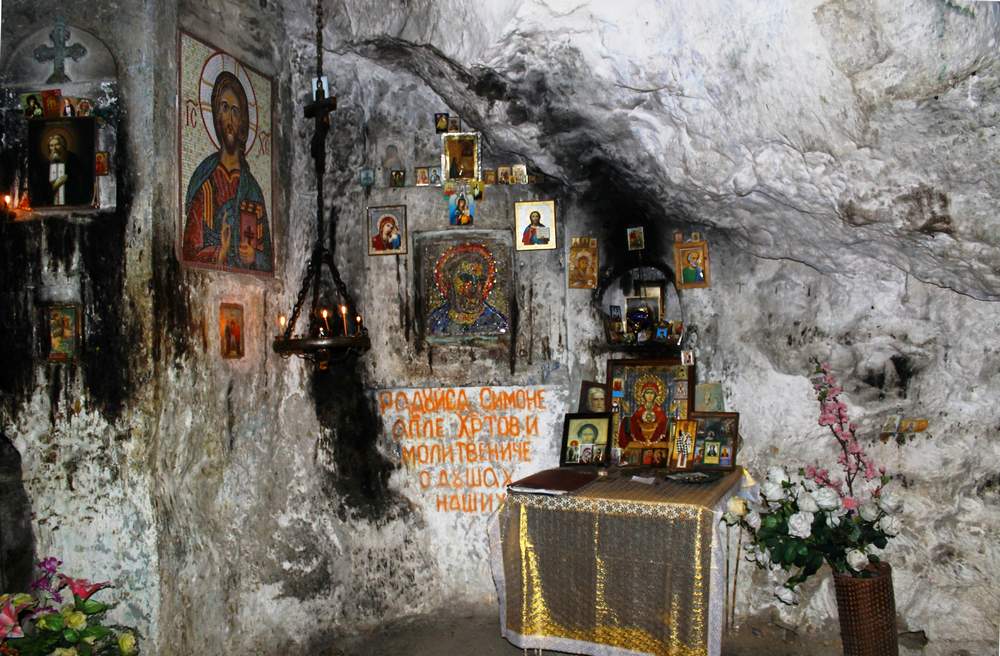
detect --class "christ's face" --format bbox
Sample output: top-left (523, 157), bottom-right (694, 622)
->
top-left (529, 211), bottom-right (541, 226)
top-left (579, 427), bottom-right (598, 442)
top-left (218, 87), bottom-right (244, 154)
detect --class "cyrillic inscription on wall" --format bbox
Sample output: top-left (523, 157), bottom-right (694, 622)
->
top-left (377, 386), bottom-right (559, 514)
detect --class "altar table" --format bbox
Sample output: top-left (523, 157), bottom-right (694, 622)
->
top-left (488, 468), bottom-right (745, 656)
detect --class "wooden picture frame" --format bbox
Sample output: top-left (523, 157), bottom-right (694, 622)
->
top-left (674, 240), bottom-right (710, 289)
top-left (690, 412), bottom-right (739, 471)
top-left (606, 358), bottom-right (695, 454)
top-left (560, 413), bottom-right (612, 467)
top-left (578, 380), bottom-right (608, 413)
top-left (441, 132), bottom-right (480, 181)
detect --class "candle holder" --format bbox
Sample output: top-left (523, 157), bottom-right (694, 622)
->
top-left (271, 0), bottom-right (370, 370)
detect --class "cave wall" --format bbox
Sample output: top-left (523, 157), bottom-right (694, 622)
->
top-left (0, 1), bottom-right (997, 655)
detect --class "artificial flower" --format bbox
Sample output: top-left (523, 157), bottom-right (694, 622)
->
top-left (63, 610), bottom-right (87, 631)
top-left (51, 648), bottom-right (78, 656)
top-left (841, 496), bottom-right (859, 511)
top-left (118, 631), bottom-right (138, 655)
top-left (774, 585), bottom-right (799, 605)
top-left (878, 515), bottom-right (901, 537)
top-left (859, 502), bottom-right (880, 522)
top-left (38, 557), bottom-right (62, 575)
top-left (796, 490), bottom-right (820, 513)
top-left (812, 486), bottom-right (841, 511)
top-left (846, 549), bottom-right (869, 571)
top-left (787, 511), bottom-right (815, 539)
top-left (0, 600), bottom-right (24, 639)
top-left (826, 512), bottom-right (842, 528)
top-left (760, 480), bottom-right (785, 503)
top-left (721, 511), bottom-right (738, 526)
top-left (766, 467), bottom-right (788, 485)
top-left (726, 496), bottom-right (748, 517)
top-left (57, 575), bottom-right (111, 601)
top-left (756, 548), bottom-right (771, 567)
top-left (744, 509), bottom-right (761, 530)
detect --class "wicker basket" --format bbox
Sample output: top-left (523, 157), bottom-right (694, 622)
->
top-left (833, 561), bottom-right (898, 656)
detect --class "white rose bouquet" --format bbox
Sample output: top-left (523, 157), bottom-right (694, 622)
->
top-left (722, 361), bottom-right (902, 604)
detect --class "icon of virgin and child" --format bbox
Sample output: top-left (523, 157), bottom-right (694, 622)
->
top-left (428, 243), bottom-right (508, 338)
top-left (616, 375), bottom-right (674, 448)
top-left (183, 69), bottom-right (273, 273)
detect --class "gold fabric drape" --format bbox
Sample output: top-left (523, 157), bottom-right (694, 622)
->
top-left (495, 470), bottom-right (742, 656)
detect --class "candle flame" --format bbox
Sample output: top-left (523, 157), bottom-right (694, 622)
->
top-left (3, 195), bottom-right (10, 205)
top-left (279, 314), bottom-right (287, 328)
top-left (339, 305), bottom-right (347, 315)
top-left (321, 309), bottom-right (328, 319)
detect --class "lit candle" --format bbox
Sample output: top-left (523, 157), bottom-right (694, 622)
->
top-left (320, 308), bottom-right (330, 335)
top-left (278, 314), bottom-right (287, 335)
top-left (356, 315), bottom-right (363, 332)
top-left (2, 195), bottom-right (10, 207)
top-left (340, 305), bottom-right (348, 335)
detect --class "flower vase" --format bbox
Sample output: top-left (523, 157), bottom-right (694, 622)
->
top-left (833, 561), bottom-right (898, 656)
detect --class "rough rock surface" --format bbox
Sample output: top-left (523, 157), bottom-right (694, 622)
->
top-left (1, 1), bottom-right (998, 655)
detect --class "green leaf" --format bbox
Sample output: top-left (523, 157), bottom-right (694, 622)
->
top-left (81, 625), bottom-right (112, 640)
top-left (38, 613), bottom-right (66, 631)
top-left (873, 535), bottom-right (888, 549)
top-left (80, 599), bottom-right (109, 615)
top-left (763, 514), bottom-right (779, 529)
top-left (783, 541), bottom-right (798, 565)
top-left (807, 552), bottom-right (824, 573)
top-left (64, 628), bottom-right (81, 643)
top-left (797, 544), bottom-right (809, 556)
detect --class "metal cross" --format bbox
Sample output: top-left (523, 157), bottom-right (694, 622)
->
top-left (33, 17), bottom-right (88, 84)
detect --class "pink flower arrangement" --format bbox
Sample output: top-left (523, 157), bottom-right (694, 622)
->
top-left (723, 361), bottom-right (902, 605)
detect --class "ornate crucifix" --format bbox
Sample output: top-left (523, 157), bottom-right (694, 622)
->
top-left (33, 17), bottom-right (88, 84)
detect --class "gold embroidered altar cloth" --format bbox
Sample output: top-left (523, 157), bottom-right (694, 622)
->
top-left (489, 469), bottom-right (743, 656)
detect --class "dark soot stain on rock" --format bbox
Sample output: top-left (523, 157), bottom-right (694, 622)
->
top-left (890, 354), bottom-right (916, 398)
top-left (312, 362), bottom-right (399, 519)
top-left (0, 221), bottom-right (40, 405)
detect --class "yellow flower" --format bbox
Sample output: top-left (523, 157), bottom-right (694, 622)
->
top-left (118, 631), bottom-right (137, 655)
top-left (51, 648), bottom-right (79, 656)
top-left (11, 593), bottom-right (33, 607)
top-left (64, 610), bottom-right (87, 631)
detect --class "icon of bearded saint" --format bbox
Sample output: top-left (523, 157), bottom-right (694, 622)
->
top-left (428, 243), bottom-right (508, 337)
top-left (183, 69), bottom-right (273, 273)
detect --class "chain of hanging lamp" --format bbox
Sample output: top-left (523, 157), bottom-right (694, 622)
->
top-left (273, 0), bottom-right (370, 368)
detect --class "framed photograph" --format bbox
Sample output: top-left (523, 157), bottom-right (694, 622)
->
top-left (668, 419), bottom-right (698, 470)
top-left (511, 163), bottom-right (528, 184)
top-left (414, 230), bottom-right (512, 344)
top-left (674, 240), bottom-right (710, 289)
top-left (681, 350), bottom-right (695, 366)
top-left (606, 358), bottom-right (695, 453)
top-left (434, 112), bottom-right (449, 133)
top-left (447, 115), bottom-right (461, 132)
top-left (47, 304), bottom-right (81, 362)
top-left (626, 226), bottom-right (645, 251)
top-left (448, 192), bottom-right (474, 225)
top-left (568, 237), bottom-right (598, 289)
top-left (28, 118), bottom-right (96, 209)
top-left (514, 199), bottom-right (557, 251)
top-left (691, 412), bottom-right (739, 471)
top-left (389, 169), bottom-right (405, 187)
top-left (497, 166), bottom-right (511, 184)
top-left (429, 166), bottom-right (442, 186)
top-left (20, 93), bottom-right (44, 118)
top-left (219, 303), bottom-right (244, 359)
top-left (178, 32), bottom-right (275, 276)
top-left (578, 381), bottom-right (608, 413)
top-left (359, 168), bottom-right (375, 188)
top-left (483, 169), bottom-right (497, 185)
top-left (368, 205), bottom-right (407, 255)
top-left (469, 179), bottom-right (485, 201)
top-left (441, 132), bottom-right (480, 181)
top-left (414, 167), bottom-right (430, 186)
top-left (694, 382), bottom-right (725, 412)
top-left (311, 76), bottom-right (329, 100)
top-left (560, 413), bottom-right (612, 466)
